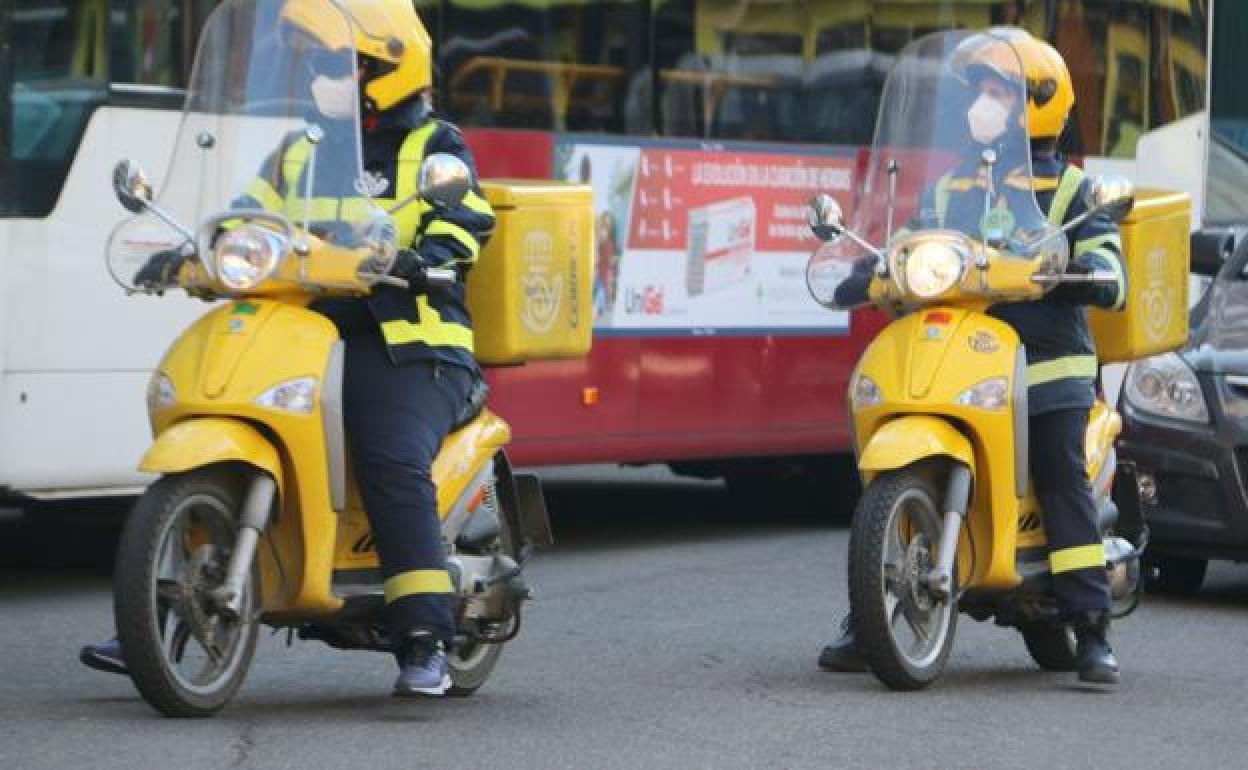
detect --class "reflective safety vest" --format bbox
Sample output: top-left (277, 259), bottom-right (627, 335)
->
top-left (931, 158), bottom-right (1127, 415)
top-left (241, 119), bottom-right (495, 369)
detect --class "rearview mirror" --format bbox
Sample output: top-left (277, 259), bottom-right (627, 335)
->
top-left (808, 193), bottom-right (845, 242)
top-left (419, 153), bottom-right (471, 208)
top-left (1190, 228), bottom-right (1241, 277)
top-left (112, 159), bottom-right (153, 213)
top-left (1087, 175), bottom-right (1135, 223)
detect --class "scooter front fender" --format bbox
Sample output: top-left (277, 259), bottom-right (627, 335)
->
top-left (139, 417), bottom-right (282, 490)
top-left (858, 415), bottom-right (975, 478)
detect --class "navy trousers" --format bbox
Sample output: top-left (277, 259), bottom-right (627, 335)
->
top-left (341, 330), bottom-right (474, 645)
top-left (1030, 408), bottom-right (1111, 615)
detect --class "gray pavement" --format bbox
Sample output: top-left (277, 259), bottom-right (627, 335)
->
top-left (1, 467), bottom-right (1246, 770)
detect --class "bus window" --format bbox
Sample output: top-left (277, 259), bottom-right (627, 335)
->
top-left (5, 0), bottom-right (110, 217)
top-left (438, 0), bottom-right (647, 133)
top-left (1207, 0), bottom-right (1248, 225)
top-left (1055, 0), bottom-right (1207, 158)
top-left (109, 0), bottom-right (217, 89)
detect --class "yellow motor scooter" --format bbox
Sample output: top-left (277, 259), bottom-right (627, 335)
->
top-left (805, 30), bottom-right (1189, 690)
top-left (103, 0), bottom-right (589, 717)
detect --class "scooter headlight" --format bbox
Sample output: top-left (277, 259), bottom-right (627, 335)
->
top-left (955, 377), bottom-right (1009, 411)
top-left (895, 236), bottom-right (968, 299)
top-left (852, 375), bottom-right (882, 409)
top-left (255, 377), bottom-right (318, 414)
top-left (214, 225), bottom-right (288, 290)
top-left (146, 372), bottom-right (176, 411)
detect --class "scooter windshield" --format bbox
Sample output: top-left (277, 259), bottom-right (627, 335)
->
top-left (108, 0), bottom-right (387, 290)
top-left (807, 29), bottom-right (1066, 310)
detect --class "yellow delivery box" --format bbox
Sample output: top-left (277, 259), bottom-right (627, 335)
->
top-left (467, 181), bottom-right (594, 365)
top-left (1089, 189), bottom-right (1191, 364)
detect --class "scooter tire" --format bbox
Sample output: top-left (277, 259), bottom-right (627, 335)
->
top-left (1021, 624), bottom-right (1077, 672)
top-left (114, 468), bottom-right (259, 718)
top-left (849, 466), bottom-right (957, 691)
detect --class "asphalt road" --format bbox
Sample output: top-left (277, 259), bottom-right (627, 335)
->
top-left (2, 466), bottom-right (1246, 770)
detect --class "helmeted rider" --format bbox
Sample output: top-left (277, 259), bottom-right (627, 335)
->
top-left (82, 0), bottom-right (495, 698)
top-left (819, 28), bottom-right (1127, 686)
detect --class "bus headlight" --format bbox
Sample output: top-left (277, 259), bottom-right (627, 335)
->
top-left (899, 238), bottom-right (967, 299)
top-left (215, 226), bottom-right (287, 290)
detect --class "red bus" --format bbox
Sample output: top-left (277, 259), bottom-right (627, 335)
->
top-left (0, 0), bottom-right (1215, 505)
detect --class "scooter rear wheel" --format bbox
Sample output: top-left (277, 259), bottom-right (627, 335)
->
top-left (446, 474), bottom-right (514, 697)
top-left (1021, 624), bottom-right (1077, 671)
top-left (114, 468), bottom-right (260, 717)
top-left (850, 466), bottom-right (956, 691)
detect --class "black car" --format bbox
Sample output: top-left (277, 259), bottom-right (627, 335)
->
top-left (1117, 229), bottom-right (1248, 593)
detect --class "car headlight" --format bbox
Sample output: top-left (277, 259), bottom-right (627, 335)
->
top-left (215, 225), bottom-right (287, 290)
top-left (146, 372), bottom-right (176, 411)
top-left (255, 376), bottom-right (318, 414)
top-left (955, 377), bottom-right (1008, 411)
top-left (897, 238), bottom-right (967, 299)
top-left (852, 374), bottom-right (882, 409)
top-left (1124, 353), bottom-right (1209, 423)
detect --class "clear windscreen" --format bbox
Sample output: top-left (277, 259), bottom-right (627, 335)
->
top-left (107, 0), bottom-right (385, 290)
top-left (808, 29), bottom-right (1067, 309)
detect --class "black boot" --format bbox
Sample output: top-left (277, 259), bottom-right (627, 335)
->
top-left (1072, 610), bottom-right (1120, 685)
top-left (817, 613), bottom-right (867, 672)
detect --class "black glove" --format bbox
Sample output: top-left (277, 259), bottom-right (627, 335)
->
top-left (133, 248), bottom-right (186, 288)
top-left (389, 248), bottom-right (428, 290)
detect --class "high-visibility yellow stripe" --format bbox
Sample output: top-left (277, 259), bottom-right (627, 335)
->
top-left (462, 189), bottom-right (494, 218)
top-left (380, 295), bottom-right (474, 350)
top-left (281, 137), bottom-right (313, 197)
top-left (425, 220), bottom-right (481, 259)
top-left (395, 122), bottom-right (438, 201)
top-left (1074, 233), bottom-right (1120, 256)
top-left (245, 178), bottom-right (283, 212)
top-left (1028, 175), bottom-right (1060, 192)
top-left (285, 197), bottom-right (380, 222)
top-left (1050, 543), bottom-right (1106, 574)
top-left (383, 569), bottom-right (454, 602)
top-left (1026, 354), bottom-right (1098, 386)
top-left (1046, 165), bottom-right (1086, 226)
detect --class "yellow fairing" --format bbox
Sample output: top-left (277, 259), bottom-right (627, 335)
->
top-left (853, 308), bottom-right (1025, 589)
top-left (140, 418), bottom-right (282, 486)
top-left (153, 300), bottom-right (342, 615)
top-left (333, 410), bottom-right (512, 571)
top-left (858, 416), bottom-right (975, 475)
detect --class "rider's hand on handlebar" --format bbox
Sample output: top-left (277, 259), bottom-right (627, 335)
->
top-left (390, 249), bottom-right (428, 290)
top-left (133, 248), bottom-right (187, 289)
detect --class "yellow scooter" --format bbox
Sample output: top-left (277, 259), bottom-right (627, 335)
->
top-left (103, 2), bottom-right (580, 717)
top-left (805, 31), bottom-right (1187, 690)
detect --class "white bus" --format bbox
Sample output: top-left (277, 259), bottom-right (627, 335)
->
top-left (0, 0), bottom-right (1236, 504)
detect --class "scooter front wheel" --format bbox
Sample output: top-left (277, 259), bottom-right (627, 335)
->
top-left (114, 468), bottom-right (260, 717)
top-left (849, 466), bottom-right (956, 690)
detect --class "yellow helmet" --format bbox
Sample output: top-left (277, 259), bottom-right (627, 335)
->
top-left (956, 28), bottom-right (1074, 140)
top-left (281, 0), bottom-right (433, 112)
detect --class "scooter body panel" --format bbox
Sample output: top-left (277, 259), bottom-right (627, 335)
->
top-left (148, 299), bottom-right (517, 618)
top-left (853, 307), bottom-right (1026, 589)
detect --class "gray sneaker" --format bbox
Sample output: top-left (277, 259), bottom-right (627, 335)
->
top-left (393, 633), bottom-right (451, 697)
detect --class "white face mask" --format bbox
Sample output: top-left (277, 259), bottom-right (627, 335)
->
top-left (310, 74), bottom-right (357, 120)
top-left (967, 93), bottom-right (1011, 145)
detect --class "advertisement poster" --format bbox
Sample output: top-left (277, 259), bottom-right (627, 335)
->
top-left (554, 136), bottom-right (855, 334)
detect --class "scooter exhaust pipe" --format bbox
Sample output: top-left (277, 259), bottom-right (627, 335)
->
top-left (209, 474), bottom-right (277, 619)
top-left (928, 463), bottom-right (972, 601)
